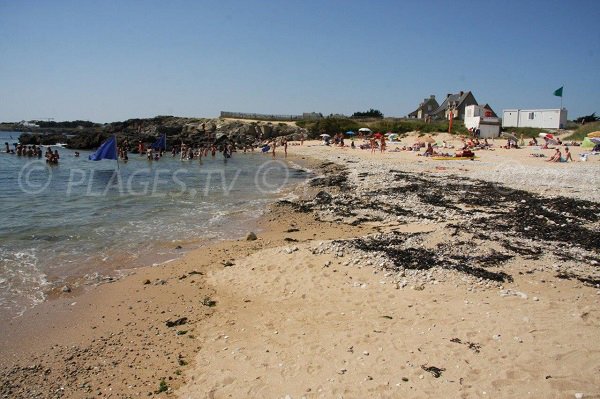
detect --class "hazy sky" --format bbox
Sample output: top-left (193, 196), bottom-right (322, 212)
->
top-left (1, 0), bottom-right (599, 122)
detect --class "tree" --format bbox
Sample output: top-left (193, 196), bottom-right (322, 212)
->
top-left (351, 109), bottom-right (384, 119)
top-left (574, 112), bottom-right (599, 124)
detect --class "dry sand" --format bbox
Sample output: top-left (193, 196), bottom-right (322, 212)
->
top-left (1, 135), bottom-right (599, 399)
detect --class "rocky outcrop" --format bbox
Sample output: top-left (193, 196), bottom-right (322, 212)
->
top-left (16, 117), bottom-right (308, 149)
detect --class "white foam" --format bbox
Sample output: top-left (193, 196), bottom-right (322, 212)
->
top-left (0, 248), bottom-right (49, 317)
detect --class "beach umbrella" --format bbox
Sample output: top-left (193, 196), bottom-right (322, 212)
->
top-left (590, 137), bottom-right (600, 144)
top-left (374, 132), bottom-right (383, 139)
top-left (423, 136), bottom-right (436, 143)
top-left (538, 132), bottom-right (555, 139)
top-left (587, 131), bottom-right (600, 138)
top-left (387, 133), bottom-right (399, 140)
top-left (345, 131), bottom-right (355, 135)
top-left (319, 133), bottom-right (331, 138)
top-left (358, 128), bottom-right (372, 133)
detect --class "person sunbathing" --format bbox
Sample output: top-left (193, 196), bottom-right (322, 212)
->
top-left (546, 148), bottom-right (561, 162)
top-left (563, 147), bottom-right (574, 162)
top-left (423, 143), bottom-right (434, 156)
top-left (455, 149), bottom-right (475, 158)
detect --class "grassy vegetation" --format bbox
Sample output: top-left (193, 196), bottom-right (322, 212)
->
top-left (156, 379), bottom-right (168, 393)
top-left (498, 127), bottom-right (544, 138)
top-left (564, 121), bottom-right (600, 141)
top-left (296, 117), bottom-right (468, 138)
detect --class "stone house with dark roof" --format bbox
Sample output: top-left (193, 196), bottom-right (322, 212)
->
top-left (408, 95), bottom-right (439, 119)
top-left (431, 91), bottom-right (478, 120)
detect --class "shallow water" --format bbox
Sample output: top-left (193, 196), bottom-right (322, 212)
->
top-left (0, 131), bottom-right (309, 318)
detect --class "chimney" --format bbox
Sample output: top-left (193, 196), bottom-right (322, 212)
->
top-left (430, 95), bottom-right (435, 100)
top-left (460, 91), bottom-right (464, 96)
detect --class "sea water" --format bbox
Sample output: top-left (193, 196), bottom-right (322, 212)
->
top-left (0, 131), bottom-right (309, 318)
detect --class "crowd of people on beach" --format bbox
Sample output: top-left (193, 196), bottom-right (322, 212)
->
top-left (3, 134), bottom-right (297, 166)
top-left (324, 132), bottom-right (484, 159)
top-left (317, 127), bottom-right (599, 163)
top-left (112, 136), bottom-right (293, 163)
top-left (5, 128), bottom-right (596, 165)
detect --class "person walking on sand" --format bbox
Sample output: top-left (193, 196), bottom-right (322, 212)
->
top-left (283, 140), bottom-right (288, 157)
top-left (370, 137), bottom-right (376, 154)
top-left (272, 141), bottom-right (276, 157)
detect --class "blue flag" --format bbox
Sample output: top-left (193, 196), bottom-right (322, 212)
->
top-left (89, 135), bottom-right (117, 161)
top-left (151, 133), bottom-right (166, 150)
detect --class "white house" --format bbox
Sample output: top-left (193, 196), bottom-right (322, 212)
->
top-left (502, 109), bottom-right (568, 130)
top-left (19, 120), bottom-right (40, 128)
top-left (464, 105), bottom-right (501, 138)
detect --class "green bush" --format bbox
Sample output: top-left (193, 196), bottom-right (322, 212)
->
top-left (299, 117), bottom-right (469, 137)
top-left (564, 121), bottom-right (600, 141)
top-left (499, 127), bottom-right (542, 138)
top-left (300, 117), bottom-right (360, 138)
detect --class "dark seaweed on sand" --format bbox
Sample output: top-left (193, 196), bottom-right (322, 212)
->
top-left (286, 164), bottom-right (599, 283)
top-left (345, 233), bottom-right (513, 282)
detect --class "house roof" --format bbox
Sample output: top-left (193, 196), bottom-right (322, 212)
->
top-left (482, 103), bottom-right (498, 117)
top-left (409, 97), bottom-right (439, 117)
top-left (431, 91), bottom-right (475, 116)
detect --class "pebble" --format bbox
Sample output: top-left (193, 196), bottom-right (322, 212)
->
top-left (246, 232), bottom-right (257, 241)
top-left (575, 393), bottom-right (584, 399)
top-left (499, 289), bottom-right (528, 299)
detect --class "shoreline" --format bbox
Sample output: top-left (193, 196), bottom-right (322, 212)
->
top-left (0, 149), bottom-right (314, 321)
top-left (2, 139), bottom-right (599, 398)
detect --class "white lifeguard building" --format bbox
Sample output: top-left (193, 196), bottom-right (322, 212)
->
top-left (502, 108), bottom-right (568, 130)
top-left (463, 105), bottom-right (501, 138)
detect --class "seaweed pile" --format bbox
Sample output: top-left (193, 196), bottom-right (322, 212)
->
top-left (285, 162), bottom-right (599, 285)
top-left (346, 232), bottom-right (513, 282)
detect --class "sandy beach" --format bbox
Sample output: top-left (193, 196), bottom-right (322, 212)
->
top-left (2, 136), bottom-right (599, 399)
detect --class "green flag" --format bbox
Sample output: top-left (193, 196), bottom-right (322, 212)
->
top-left (553, 86), bottom-right (563, 97)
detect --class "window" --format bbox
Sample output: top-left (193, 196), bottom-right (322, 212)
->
top-left (528, 112), bottom-right (534, 119)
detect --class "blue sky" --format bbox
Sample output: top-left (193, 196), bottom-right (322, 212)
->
top-left (1, 0), bottom-right (599, 122)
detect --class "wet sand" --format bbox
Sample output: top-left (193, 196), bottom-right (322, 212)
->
top-left (1, 136), bottom-right (599, 398)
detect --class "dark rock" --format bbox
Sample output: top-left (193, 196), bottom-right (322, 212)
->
top-left (165, 318), bottom-right (188, 328)
top-left (314, 191), bottom-right (332, 204)
top-left (421, 365), bottom-right (445, 378)
top-left (246, 232), bottom-right (257, 241)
